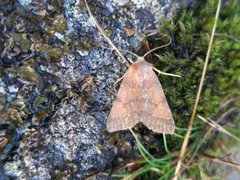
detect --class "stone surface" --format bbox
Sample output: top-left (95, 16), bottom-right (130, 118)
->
top-left (3, 100), bottom-right (117, 179)
top-left (0, 0), bottom-right (183, 179)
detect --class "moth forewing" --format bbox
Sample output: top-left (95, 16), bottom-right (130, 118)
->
top-left (107, 58), bottom-right (175, 134)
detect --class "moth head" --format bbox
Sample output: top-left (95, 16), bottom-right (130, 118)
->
top-left (138, 57), bottom-right (145, 62)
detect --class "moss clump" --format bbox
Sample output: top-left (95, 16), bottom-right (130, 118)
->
top-left (115, 0), bottom-right (240, 179)
top-left (153, 0), bottom-right (240, 129)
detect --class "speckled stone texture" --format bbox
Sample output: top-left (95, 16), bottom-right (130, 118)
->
top-left (0, 0), bottom-right (183, 179)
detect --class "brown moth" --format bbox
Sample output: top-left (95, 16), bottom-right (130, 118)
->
top-left (83, 0), bottom-right (176, 134)
top-left (107, 57), bottom-right (175, 134)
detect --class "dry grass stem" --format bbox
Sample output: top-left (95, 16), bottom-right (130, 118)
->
top-left (83, 0), bottom-right (129, 65)
top-left (198, 115), bottom-right (240, 142)
top-left (173, 0), bottom-right (223, 178)
top-left (174, 107), bottom-right (238, 178)
top-left (200, 152), bottom-right (240, 170)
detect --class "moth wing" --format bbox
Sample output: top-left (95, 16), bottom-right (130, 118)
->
top-left (140, 68), bottom-right (175, 134)
top-left (107, 60), bottom-right (175, 134)
top-left (107, 65), bottom-right (141, 132)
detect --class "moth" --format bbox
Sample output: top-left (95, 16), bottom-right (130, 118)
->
top-left (84, 0), bottom-right (176, 134)
top-left (107, 57), bottom-right (175, 134)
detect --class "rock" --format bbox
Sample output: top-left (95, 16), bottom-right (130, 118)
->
top-left (3, 99), bottom-right (116, 179)
top-left (0, 0), bottom-right (185, 178)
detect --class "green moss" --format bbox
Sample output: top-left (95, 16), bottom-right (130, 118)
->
top-left (122, 0), bottom-right (240, 178)
top-left (154, 0), bottom-right (240, 126)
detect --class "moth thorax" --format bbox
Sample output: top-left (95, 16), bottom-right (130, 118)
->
top-left (138, 57), bottom-right (145, 61)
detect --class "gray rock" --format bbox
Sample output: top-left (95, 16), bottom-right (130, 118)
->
top-left (4, 100), bottom-right (117, 179)
top-left (1, 0), bottom-right (184, 179)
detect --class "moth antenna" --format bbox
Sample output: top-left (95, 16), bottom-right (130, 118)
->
top-left (101, 46), bottom-right (139, 60)
top-left (153, 67), bottom-right (182, 78)
top-left (143, 35), bottom-right (172, 58)
top-left (113, 74), bottom-right (126, 92)
top-left (84, 0), bottom-right (130, 65)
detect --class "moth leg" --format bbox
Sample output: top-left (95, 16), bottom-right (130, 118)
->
top-left (113, 74), bottom-right (126, 92)
top-left (113, 57), bottom-right (134, 92)
top-left (153, 67), bottom-right (182, 78)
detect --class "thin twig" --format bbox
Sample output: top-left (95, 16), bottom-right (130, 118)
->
top-left (101, 45), bottom-right (139, 60)
top-left (198, 115), bottom-right (240, 142)
top-left (200, 152), bottom-right (240, 170)
top-left (220, 143), bottom-right (240, 174)
top-left (173, 0), bottom-right (222, 179)
top-left (174, 107), bottom-right (238, 178)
